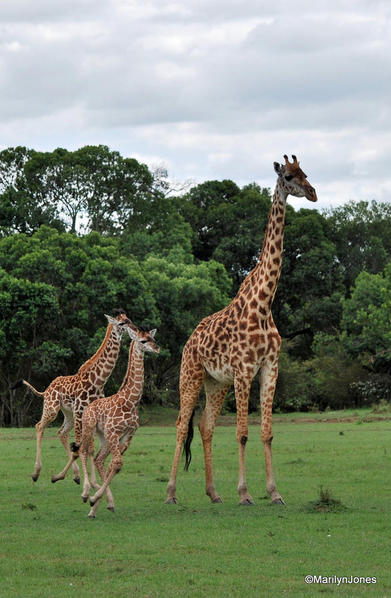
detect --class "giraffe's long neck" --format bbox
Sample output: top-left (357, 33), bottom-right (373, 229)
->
top-left (237, 182), bottom-right (287, 317)
top-left (119, 342), bottom-right (145, 407)
top-left (78, 324), bottom-right (121, 382)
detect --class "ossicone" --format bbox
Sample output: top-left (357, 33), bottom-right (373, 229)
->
top-left (283, 154), bottom-right (299, 165)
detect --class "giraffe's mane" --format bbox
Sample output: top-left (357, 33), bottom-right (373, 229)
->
top-left (235, 249), bottom-right (264, 299)
top-left (78, 324), bottom-right (113, 374)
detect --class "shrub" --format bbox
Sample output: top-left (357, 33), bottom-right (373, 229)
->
top-left (350, 374), bottom-right (391, 406)
top-left (274, 343), bottom-right (314, 412)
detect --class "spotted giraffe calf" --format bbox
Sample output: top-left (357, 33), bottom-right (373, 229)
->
top-left (72, 329), bottom-right (159, 518)
top-left (13, 311), bottom-right (142, 484)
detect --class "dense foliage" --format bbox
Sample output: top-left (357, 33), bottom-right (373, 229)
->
top-left (1, 145), bottom-right (390, 425)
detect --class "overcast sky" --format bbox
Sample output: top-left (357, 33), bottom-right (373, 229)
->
top-left (0, 0), bottom-right (390, 210)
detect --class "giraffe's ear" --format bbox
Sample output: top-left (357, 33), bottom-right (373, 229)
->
top-left (274, 162), bottom-right (282, 175)
top-left (149, 329), bottom-right (157, 339)
top-left (127, 328), bottom-right (139, 341)
top-left (105, 314), bottom-right (116, 325)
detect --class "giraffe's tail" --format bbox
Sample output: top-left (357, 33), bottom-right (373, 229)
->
top-left (183, 410), bottom-right (195, 471)
top-left (11, 379), bottom-right (45, 398)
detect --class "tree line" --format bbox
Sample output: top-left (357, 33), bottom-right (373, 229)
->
top-left (1, 145), bottom-right (390, 426)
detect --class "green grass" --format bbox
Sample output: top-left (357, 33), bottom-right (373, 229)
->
top-left (1, 414), bottom-right (390, 597)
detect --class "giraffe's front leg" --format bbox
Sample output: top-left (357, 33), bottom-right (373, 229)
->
top-left (94, 443), bottom-right (115, 513)
top-left (89, 450), bottom-right (123, 518)
top-left (234, 376), bottom-right (255, 506)
top-left (260, 361), bottom-right (285, 505)
top-left (87, 437), bottom-right (99, 490)
top-left (80, 443), bottom-right (92, 503)
top-left (72, 421), bottom-right (95, 503)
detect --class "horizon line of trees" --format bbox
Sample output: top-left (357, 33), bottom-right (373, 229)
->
top-left (1, 145), bottom-right (390, 426)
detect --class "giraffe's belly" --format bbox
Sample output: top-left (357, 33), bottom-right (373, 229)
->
top-left (202, 351), bottom-right (265, 384)
top-left (203, 360), bottom-right (234, 384)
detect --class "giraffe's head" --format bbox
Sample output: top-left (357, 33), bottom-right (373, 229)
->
top-left (273, 155), bottom-right (317, 202)
top-left (105, 310), bottom-right (144, 341)
top-left (131, 328), bottom-right (160, 355)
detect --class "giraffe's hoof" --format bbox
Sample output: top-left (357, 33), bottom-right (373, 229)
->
top-left (51, 475), bottom-right (61, 483)
top-left (31, 474), bottom-right (39, 483)
top-left (82, 496), bottom-right (88, 503)
top-left (165, 497), bottom-right (178, 504)
top-left (90, 499), bottom-right (96, 507)
top-left (107, 506), bottom-right (115, 513)
top-left (88, 514), bottom-right (96, 519)
top-left (239, 498), bottom-right (255, 506)
top-left (271, 497), bottom-right (286, 505)
top-left (73, 476), bottom-right (81, 485)
top-left (211, 497), bottom-right (223, 504)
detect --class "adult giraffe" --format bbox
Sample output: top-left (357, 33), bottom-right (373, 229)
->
top-left (165, 155), bottom-right (317, 506)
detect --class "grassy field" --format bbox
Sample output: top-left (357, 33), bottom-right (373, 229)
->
top-left (0, 412), bottom-right (390, 597)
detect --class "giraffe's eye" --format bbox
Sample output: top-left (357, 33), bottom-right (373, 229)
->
top-left (285, 175), bottom-right (294, 182)
top-left (140, 339), bottom-right (148, 344)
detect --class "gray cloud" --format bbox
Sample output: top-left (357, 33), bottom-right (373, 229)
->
top-left (0, 0), bottom-right (101, 22)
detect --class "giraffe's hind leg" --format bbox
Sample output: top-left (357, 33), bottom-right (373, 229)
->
top-left (165, 352), bottom-right (205, 504)
top-left (199, 376), bottom-right (230, 503)
top-left (234, 375), bottom-right (255, 506)
top-left (32, 396), bottom-right (60, 482)
top-left (51, 409), bottom-right (81, 484)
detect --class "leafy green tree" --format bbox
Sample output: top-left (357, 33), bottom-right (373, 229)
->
top-left (119, 211), bottom-right (193, 262)
top-left (141, 251), bottom-right (232, 403)
top-left (23, 145), bottom-right (157, 234)
top-left (177, 181), bottom-right (272, 286)
top-left (1, 225), bottom-right (234, 419)
top-left (0, 146), bottom-right (63, 235)
top-left (340, 263), bottom-right (391, 366)
top-left (273, 209), bottom-right (344, 355)
top-left (0, 145), bottom-right (162, 235)
top-left (212, 184), bottom-right (272, 284)
top-left (325, 200), bottom-right (391, 292)
top-left (0, 227), bottom-right (161, 422)
top-left (0, 268), bottom-right (62, 425)
top-left (305, 333), bottom-right (366, 410)
top-left (178, 179), bottom-right (241, 260)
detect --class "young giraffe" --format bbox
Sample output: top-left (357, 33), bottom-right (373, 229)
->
top-left (14, 311), bottom-right (142, 484)
top-left (165, 155), bottom-right (317, 506)
top-left (72, 329), bottom-right (159, 518)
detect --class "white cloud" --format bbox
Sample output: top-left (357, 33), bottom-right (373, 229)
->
top-left (0, 0), bottom-right (390, 208)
